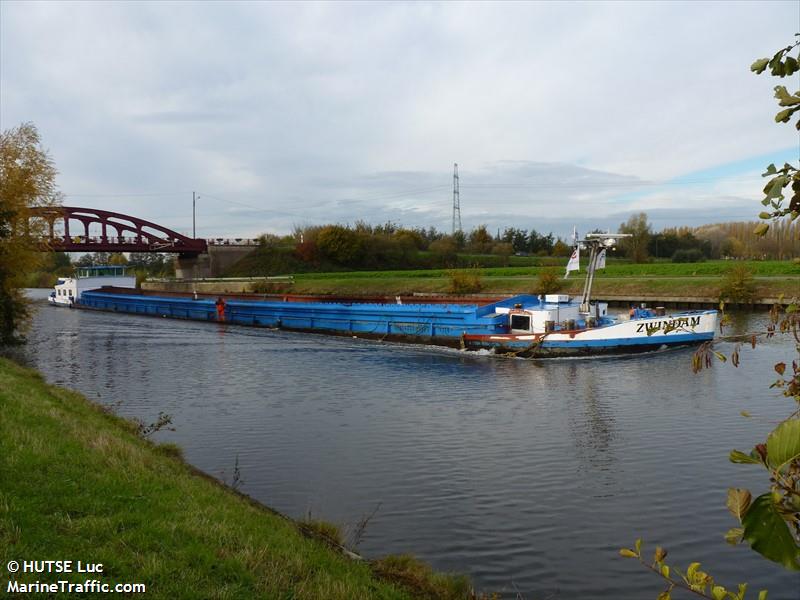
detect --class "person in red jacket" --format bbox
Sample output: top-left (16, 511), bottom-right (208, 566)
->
top-left (215, 297), bottom-right (226, 322)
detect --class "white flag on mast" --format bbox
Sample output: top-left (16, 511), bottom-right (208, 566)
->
top-left (564, 246), bottom-right (580, 278)
top-left (596, 248), bottom-right (607, 269)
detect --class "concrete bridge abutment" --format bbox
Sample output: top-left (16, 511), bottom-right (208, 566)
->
top-left (174, 245), bottom-right (257, 279)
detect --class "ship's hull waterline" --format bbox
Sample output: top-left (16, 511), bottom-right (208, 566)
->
top-left (78, 289), bottom-right (717, 359)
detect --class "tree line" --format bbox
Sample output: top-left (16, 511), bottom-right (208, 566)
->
top-left (284, 221), bottom-right (572, 261)
top-left (258, 212), bottom-right (800, 272)
top-left (64, 213), bottom-right (800, 278)
top-left (618, 212), bottom-right (800, 263)
top-left (241, 222), bottom-right (572, 273)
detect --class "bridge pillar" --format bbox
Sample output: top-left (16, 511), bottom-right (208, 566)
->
top-left (206, 245), bottom-right (257, 277)
top-left (174, 254), bottom-right (212, 279)
top-left (174, 246), bottom-right (257, 279)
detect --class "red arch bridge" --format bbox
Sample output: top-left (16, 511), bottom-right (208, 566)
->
top-left (32, 206), bottom-right (213, 257)
top-left (32, 206), bottom-right (208, 257)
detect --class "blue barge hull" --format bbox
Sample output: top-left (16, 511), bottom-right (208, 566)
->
top-left (78, 290), bottom-right (717, 357)
top-left (79, 290), bottom-right (530, 343)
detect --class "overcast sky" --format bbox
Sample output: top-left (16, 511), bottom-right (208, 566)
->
top-left (1, 1), bottom-right (797, 239)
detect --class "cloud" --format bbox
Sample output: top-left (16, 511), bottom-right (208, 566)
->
top-left (1, 0), bottom-right (796, 237)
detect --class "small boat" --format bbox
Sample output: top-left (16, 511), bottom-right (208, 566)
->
top-left (76, 233), bottom-right (717, 358)
top-left (49, 265), bottom-right (137, 307)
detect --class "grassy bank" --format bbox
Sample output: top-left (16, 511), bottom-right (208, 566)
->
top-left (286, 260), bottom-right (800, 280)
top-left (0, 358), bottom-right (475, 599)
top-left (139, 258), bottom-right (800, 299)
top-left (285, 267), bottom-right (800, 299)
top-left (228, 247), bottom-right (800, 278)
top-left (220, 260), bottom-right (797, 297)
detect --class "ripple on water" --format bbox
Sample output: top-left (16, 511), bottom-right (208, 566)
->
top-left (23, 301), bottom-right (800, 598)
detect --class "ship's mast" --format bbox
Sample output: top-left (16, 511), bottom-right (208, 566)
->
top-left (579, 242), bottom-right (598, 312)
top-left (577, 233), bottom-right (631, 313)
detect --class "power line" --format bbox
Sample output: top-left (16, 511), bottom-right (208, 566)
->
top-left (62, 192), bottom-right (192, 198)
top-left (461, 175), bottom-right (764, 189)
top-left (195, 192), bottom-right (302, 218)
top-left (59, 171), bottom-right (763, 214)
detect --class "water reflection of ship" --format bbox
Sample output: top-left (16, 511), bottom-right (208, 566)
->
top-left (722, 310), bottom-right (760, 338)
top-left (565, 363), bottom-right (618, 476)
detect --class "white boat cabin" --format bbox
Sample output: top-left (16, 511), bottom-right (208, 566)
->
top-left (49, 265), bottom-right (136, 307)
top-left (497, 295), bottom-right (609, 334)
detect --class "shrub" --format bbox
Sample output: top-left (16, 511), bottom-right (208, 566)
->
top-left (316, 225), bottom-right (364, 265)
top-left (447, 268), bottom-right (483, 294)
top-left (134, 269), bottom-right (148, 288)
top-left (536, 268), bottom-right (564, 294)
top-left (257, 233), bottom-right (282, 248)
top-left (393, 228), bottom-right (425, 250)
top-left (718, 263), bottom-right (757, 303)
top-left (30, 271), bottom-right (57, 288)
top-left (372, 554), bottom-right (475, 600)
top-left (249, 280), bottom-right (292, 294)
top-left (672, 248), bottom-right (706, 263)
top-left (429, 237), bottom-right (458, 266)
top-left (156, 442), bottom-right (184, 459)
top-left (294, 240), bottom-right (319, 263)
top-left (361, 234), bottom-right (417, 269)
top-left (491, 242), bottom-right (514, 266)
top-left (551, 240), bottom-right (573, 257)
top-left (300, 519), bottom-right (344, 545)
top-left (536, 257), bottom-right (562, 267)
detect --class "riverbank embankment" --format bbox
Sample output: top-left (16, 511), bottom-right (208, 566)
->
top-left (0, 357), bottom-right (476, 599)
top-left (142, 270), bottom-right (800, 309)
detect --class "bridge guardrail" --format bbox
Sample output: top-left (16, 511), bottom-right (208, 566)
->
top-left (44, 235), bottom-right (260, 249)
top-left (207, 238), bottom-right (260, 246)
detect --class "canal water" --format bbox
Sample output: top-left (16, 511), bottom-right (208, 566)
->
top-left (21, 291), bottom-right (800, 598)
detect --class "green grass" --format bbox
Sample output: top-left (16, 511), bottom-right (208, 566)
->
top-left (373, 555), bottom-right (473, 600)
top-left (0, 358), bottom-right (476, 599)
top-left (290, 260), bottom-right (800, 281)
top-left (228, 244), bottom-right (800, 280)
top-left (582, 259), bottom-right (800, 277)
top-left (272, 260), bottom-right (800, 298)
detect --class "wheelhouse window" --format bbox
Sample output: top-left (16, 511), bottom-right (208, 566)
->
top-left (510, 314), bottom-right (531, 331)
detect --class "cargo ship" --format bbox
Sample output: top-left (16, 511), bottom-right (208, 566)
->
top-left (73, 233), bottom-right (718, 358)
